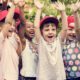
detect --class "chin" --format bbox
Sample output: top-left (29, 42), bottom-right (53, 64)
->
top-left (30, 35), bottom-right (34, 39)
top-left (8, 34), bottom-right (13, 37)
top-left (46, 39), bottom-right (54, 43)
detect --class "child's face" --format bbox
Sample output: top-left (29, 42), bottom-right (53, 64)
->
top-left (41, 23), bottom-right (57, 43)
top-left (25, 22), bottom-right (35, 39)
top-left (67, 27), bottom-right (76, 40)
top-left (8, 21), bottom-right (16, 37)
top-left (8, 25), bottom-right (16, 37)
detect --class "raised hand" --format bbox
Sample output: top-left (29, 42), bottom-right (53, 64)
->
top-left (53, 1), bottom-right (65, 11)
top-left (13, 0), bottom-right (19, 5)
top-left (18, 0), bottom-right (25, 8)
top-left (68, 1), bottom-right (80, 12)
top-left (13, 0), bottom-right (25, 8)
top-left (34, 0), bottom-right (44, 9)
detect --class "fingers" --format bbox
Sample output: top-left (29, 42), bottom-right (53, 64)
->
top-left (53, 1), bottom-right (65, 11)
top-left (34, 0), bottom-right (44, 9)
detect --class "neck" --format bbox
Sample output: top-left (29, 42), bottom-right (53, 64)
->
top-left (25, 35), bottom-right (32, 42)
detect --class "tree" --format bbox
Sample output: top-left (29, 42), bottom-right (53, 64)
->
top-left (24, 0), bottom-right (80, 32)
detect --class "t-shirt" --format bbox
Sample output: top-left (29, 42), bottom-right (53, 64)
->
top-left (20, 39), bottom-right (38, 77)
top-left (0, 32), bottom-right (5, 80)
top-left (63, 39), bottom-right (80, 79)
top-left (37, 37), bottom-right (66, 80)
top-left (0, 32), bottom-right (19, 80)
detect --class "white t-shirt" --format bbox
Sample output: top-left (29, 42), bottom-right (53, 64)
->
top-left (0, 32), bottom-right (19, 80)
top-left (20, 40), bottom-right (38, 77)
top-left (37, 37), bottom-right (66, 80)
top-left (0, 32), bottom-right (5, 80)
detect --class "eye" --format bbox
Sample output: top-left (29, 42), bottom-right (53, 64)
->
top-left (8, 30), bottom-right (13, 32)
top-left (68, 28), bottom-right (73, 31)
top-left (52, 28), bottom-right (56, 31)
top-left (45, 29), bottom-right (49, 31)
top-left (27, 26), bottom-right (31, 28)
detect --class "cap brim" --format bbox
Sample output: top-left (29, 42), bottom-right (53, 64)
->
top-left (40, 16), bottom-right (59, 28)
top-left (0, 10), bottom-right (8, 21)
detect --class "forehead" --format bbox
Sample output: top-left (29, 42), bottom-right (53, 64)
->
top-left (26, 21), bottom-right (34, 27)
top-left (43, 23), bottom-right (56, 28)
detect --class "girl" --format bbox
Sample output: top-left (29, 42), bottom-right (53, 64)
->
top-left (16, 1), bottom-right (38, 80)
top-left (62, 2), bottom-right (80, 80)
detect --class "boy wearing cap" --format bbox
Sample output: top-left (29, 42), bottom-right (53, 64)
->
top-left (0, 2), bottom-right (22, 80)
top-left (34, 1), bottom-right (67, 80)
top-left (62, 2), bottom-right (80, 80)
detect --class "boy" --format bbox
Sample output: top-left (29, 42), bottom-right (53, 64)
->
top-left (34, 1), bottom-right (67, 80)
top-left (0, 2), bottom-right (22, 80)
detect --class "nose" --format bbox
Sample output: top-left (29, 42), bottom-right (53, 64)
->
top-left (72, 30), bottom-right (75, 34)
top-left (30, 26), bottom-right (34, 29)
top-left (49, 29), bottom-right (53, 34)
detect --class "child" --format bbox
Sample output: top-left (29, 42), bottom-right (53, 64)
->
top-left (0, 2), bottom-right (22, 80)
top-left (16, 1), bottom-right (38, 80)
top-left (20, 21), bottom-right (38, 80)
top-left (34, 1), bottom-right (67, 80)
top-left (62, 2), bottom-right (80, 80)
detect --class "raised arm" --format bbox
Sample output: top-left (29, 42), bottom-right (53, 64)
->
top-left (34, 0), bottom-right (43, 42)
top-left (13, 33), bottom-right (22, 56)
top-left (17, 0), bottom-right (26, 26)
top-left (5, 2), bottom-right (15, 23)
top-left (53, 2), bottom-right (68, 41)
top-left (15, 0), bottom-right (27, 50)
top-left (69, 2), bottom-right (80, 40)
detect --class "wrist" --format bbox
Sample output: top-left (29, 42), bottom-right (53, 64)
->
top-left (60, 10), bottom-right (66, 15)
top-left (60, 9), bottom-right (65, 12)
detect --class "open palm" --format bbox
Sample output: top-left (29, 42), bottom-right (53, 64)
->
top-left (34, 0), bottom-right (44, 9)
top-left (69, 1), bottom-right (80, 12)
top-left (53, 1), bottom-right (65, 11)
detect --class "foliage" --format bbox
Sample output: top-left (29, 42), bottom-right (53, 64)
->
top-left (24, 0), bottom-right (80, 32)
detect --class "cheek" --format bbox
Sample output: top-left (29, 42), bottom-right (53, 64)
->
top-left (53, 31), bottom-right (57, 35)
top-left (67, 30), bottom-right (71, 34)
top-left (25, 28), bottom-right (29, 32)
top-left (41, 30), bottom-right (48, 37)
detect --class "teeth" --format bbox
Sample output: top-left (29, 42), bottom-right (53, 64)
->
top-left (30, 33), bottom-right (34, 34)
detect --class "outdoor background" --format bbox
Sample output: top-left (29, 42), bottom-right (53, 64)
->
top-left (24, 0), bottom-right (80, 31)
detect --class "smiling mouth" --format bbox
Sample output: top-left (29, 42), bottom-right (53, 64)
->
top-left (48, 36), bottom-right (54, 38)
top-left (69, 34), bottom-right (76, 37)
top-left (29, 31), bottom-right (35, 35)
